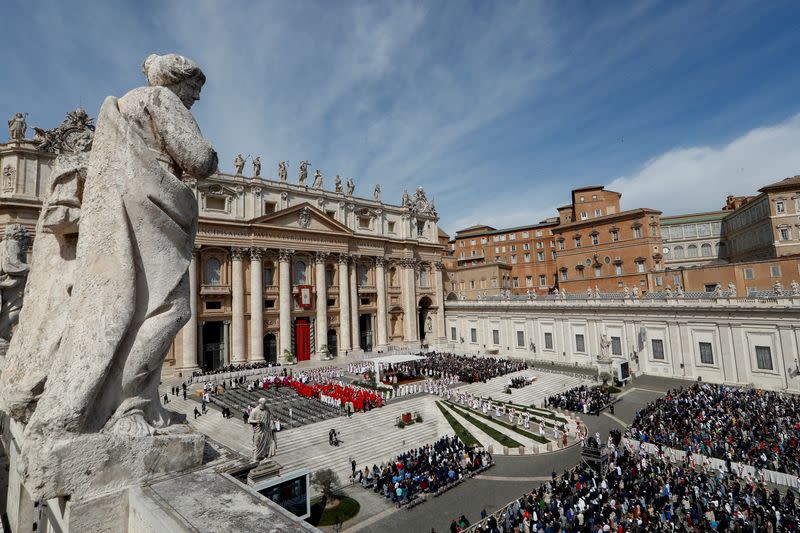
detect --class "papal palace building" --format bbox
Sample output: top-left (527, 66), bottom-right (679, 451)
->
top-left (0, 119), bottom-right (446, 371)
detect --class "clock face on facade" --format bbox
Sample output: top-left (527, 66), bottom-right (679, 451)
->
top-left (662, 247), bottom-right (670, 254)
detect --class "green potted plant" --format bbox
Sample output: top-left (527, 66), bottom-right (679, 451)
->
top-left (284, 349), bottom-right (295, 365)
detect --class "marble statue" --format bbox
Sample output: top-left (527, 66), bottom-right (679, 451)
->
top-left (298, 160), bottom-right (309, 185)
top-left (252, 156), bottom-right (261, 177)
top-left (234, 153), bottom-right (245, 175)
top-left (791, 280), bottom-right (800, 296)
top-left (1, 53), bottom-right (216, 500)
top-left (623, 286), bottom-right (630, 298)
top-left (346, 176), bottom-right (355, 196)
top-left (665, 286), bottom-right (673, 298)
top-left (586, 287), bottom-right (593, 299)
top-left (676, 284), bottom-right (684, 297)
top-left (632, 287), bottom-right (639, 298)
top-left (727, 281), bottom-right (737, 298)
top-left (7, 112), bottom-right (27, 141)
top-left (559, 288), bottom-right (566, 298)
top-left (713, 283), bottom-right (723, 297)
top-left (334, 174), bottom-right (342, 193)
top-left (402, 189), bottom-right (410, 207)
top-left (373, 184), bottom-right (381, 202)
top-left (425, 315), bottom-right (433, 333)
top-left (0, 224), bottom-right (30, 354)
top-left (599, 334), bottom-right (611, 360)
top-left (594, 285), bottom-right (600, 299)
top-left (278, 160), bottom-right (288, 182)
top-left (249, 398), bottom-right (276, 461)
top-left (312, 169), bottom-right (323, 189)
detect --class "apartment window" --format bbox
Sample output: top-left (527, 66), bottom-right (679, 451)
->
top-left (591, 234), bottom-right (599, 245)
top-left (357, 216), bottom-right (371, 229)
top-left (779, 227), bottom-right (790, 241)
top-left (263, 266), bottom-right (274, 286)
top-left (594, 266), bottom-right (602, 277)
top-left (551, 251), bottom-right (556, 260)
top-left (633, 226), bottom-right (642, 238)
top-left (204, 258), bottom-right (222, 285)
top-left (544, 332), bottom-right (553, 350)
top-left (592, 194), bottom-right (597, 200)
top-left (536, 242), bottom-right (544, 249)
top-left (776, 201), bottom-right (785, 213)
top-left (522, 232), bottom-right (529, 238)
top-left (755, 345), bottom-right (773, 370)
top-left (511, 255), bottom-right (518, 264)
top-left (651, 339), bottom-right (665, 360)
top-left (416, 221), bottom-right (424, 236)
top-left (523, 243), bottom-right (530, 251)
top-left (419, 269), bottom-right (428, 287)
top-left (579, 196), bottom-right (585, 202)
top-left (558, 240), bottom-right (565, 251)
top-left (264, 201), bottom-right (276, 214)
top-left (611, 230), bottom-right (619, 242)
top-left (470, 239), bottom-right (476, 246)
top-left (495, 246), bottom-right (500, 253)
top-left (517, 331), bottom-right (525, 347)
top-left (491, 278), bottom-right (498, 288)
top-left (575, 334), bottom-right (586, 353)
top-left (594, 208), bottom-right (602, 216)
top-left (673, 246), bottom-right (685, 259)
top-left (611, 336), bottom-right (622, 356)
top-left (451, 327), bottom-right (457, 341)
top-left (701, 243), bottom-right (712, 256)
top-left (655, 260), bottom-right (662, 271)
top-left (469, 280), bottom-right (475, 289)
top-left (614, 264), bottom-right (622, 275)
top-left (537, 251), bottom-right (544, 261)
top-left (510, 245), bottom-right (517, 252)
top-left (481, 237), bottom-right (488, 244)
top-left (512, 277), bottom-right (519, 288)
top-left (539, 275), bottom-right (547, 287)
top-left (509, 234), bottom-right (516, 240)
top-left (386, 221), bottom-right (396, 234)
top-left (771, 265), bottom-right (781, 277)
top-left (687, 245), bottom-right (698, 258)
top-left (574, 237), bottom-right (582, 248)
top-left (524, 253), bottom-right (531, 263)
top-left (501, 235), bottom-right (506, 241)
top-left (673, 275), bottom-right (681, 285)
top-left (501, 246), bottom-right (506, 253)
top-left (636, 261), bottom-right (646, 273)
top-left (470, 250), bottom-right (476, 257)
top-left (655, 276), bottom-right (663, 286)
top-left (535, 230), bottom-right (543, 237)
top-left (526, 276), bottom-right (533, 287)
top-left (580, 211), bottom-right (588, 220)
top-left (699, 342), bottom-right (714, 365)
top-left (744, 268), bottom-right (754, 280)
top-left (206, 196), bottom-right (226, 210)
top-left (470, 328), bottom-right (477, 343)
top-left (560, 270), bottom-right (568, 281)
top-left (492, 329), bottom-right (500, 345)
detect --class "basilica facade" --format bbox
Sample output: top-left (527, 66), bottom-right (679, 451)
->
top-left (0, 120), bottom-right (446, 372)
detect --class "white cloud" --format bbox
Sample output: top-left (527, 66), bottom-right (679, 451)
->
top-left (608, 113), bottom-right (800, 214)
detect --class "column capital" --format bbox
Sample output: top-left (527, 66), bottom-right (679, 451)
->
top-left (231, 247), bottom-right (247, 260)
top-left (338, 253), bottom-right (351, 265)
top-left (250, 247), bottom-right (266, 260)
top-left (398, 257), bottom-right (417, 269)
top-left (433, 261), bottom-right (445, 270)
top-left (315, 251), bottom-right (329, 264)
top-left (375, 256), bottom-right (386, 267)
top-left (278, 249), bottom-right (294, 262)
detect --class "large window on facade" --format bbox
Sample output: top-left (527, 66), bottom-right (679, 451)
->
top-left (701, 243), bottom-right (712, 256)
top-left (755, 345), bottom-right (773, 370)
top-left (673, 246), bottom-right (685, 259)
top-left (699, 342), bottom-right (714, 365)
top-left (263, 265), bottom-right (274, 286)
top-left (687, 245), bottom-right (698, 258)
top-left (651, 339), bottom-right (665, 359)
top-left (470, 328), bottom-right (477, 343)
top-left (204, 258), bottom-right (221, 285)
top-left (419, 269), bottom-right (428, 287)
top-left (492, 330), bottom-right (500, 345)
top-left (611, 336), bottom-right (622, 356)
top-left (575, 334), bottom-right (585, 353)
top-left (451, 327), bottom-right (457, 341)
top-left (359, 264), bottom-right (369, 286)
top-left (517, 331), bottom-right (525, 347)
top-left (294, 260), bottom-right (307, 284)
top-left (544, 332), bottom-right (553, 350)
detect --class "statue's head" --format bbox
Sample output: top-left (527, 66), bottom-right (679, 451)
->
top-left (4, 224), bottom-right (28, 243)
top-left (142, 53), bottom-right (206, 110)
top-left (258, 398), bottom-right (266, 406)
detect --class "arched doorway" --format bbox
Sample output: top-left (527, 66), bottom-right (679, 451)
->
top-left (327, 329), bottom-right (337, 358)
top-left (418, 296), bottom-right (433, 342)
top-left (263, 333), bottom-right (277, 363)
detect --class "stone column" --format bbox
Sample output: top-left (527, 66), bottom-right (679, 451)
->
top-left (249, 247), bottom-right (265, 362)
top-left (401, 259), bottom-right (418, 344)
top-left (180, 249), bottom-right (199, 370)
top-left (231, 247), bottom-right (247, 364)
top-left (375, 257), bottom-right (388, 349)
top-left (278, 249), bottom-right (293, 360)
top-left (338, 255), bottom-right (352, 353)
top-left (315, 252), bottom-right (329, 357)
top-left (222, 320), bottom-right (230, 365)
top-left (350, 256), bottom-right (361, 351)
top-left (433, 261), bottom-right (446, 342)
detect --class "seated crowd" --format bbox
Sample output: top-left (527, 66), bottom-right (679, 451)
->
top-left (356, 436), bottom-right (492, 505)
top-left (380, 352), bottom-right (527, 385)
top-left (467, 440), bottom-right (798, 532)
top-left (629, 383), bottom-right (800, 475)
top-left (287, 380), bottom-right (383, 413)
top-left (191, 360), bottom-right (280, 378)
top-left (508, 375), bottom-right (535, 389)
top-left (547, 385), bottom-right (611, 414)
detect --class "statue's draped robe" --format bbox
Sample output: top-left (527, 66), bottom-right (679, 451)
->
top-left (249, 406), bottom-right (275, 461)
top-left (20, 86), bottom-right (215, 435)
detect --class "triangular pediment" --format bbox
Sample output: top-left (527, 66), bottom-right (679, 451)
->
top-left (251, 202), bottom-right (353, 235)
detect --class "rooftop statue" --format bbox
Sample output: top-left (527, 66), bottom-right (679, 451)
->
top-left (234, 153), bottom-right (245, 175)
top-left (373, 184), bottom-right (381, 202)
top-left (298, 160), bottom-right (309, 185)
top-left (1, 53), bottom-right (217, 500)
top-left (278, 160), bottom-right (288, 182)
top-left (7, 112), bottom-right (27, 141)
top-left (346, 176), bottom-right (355, 196)
top-left (252, 156), bottom-right (261, 177)
top-left (312, 169), bottom-right (323, 189)
top-left (334, 174), bottom-right (342, 193)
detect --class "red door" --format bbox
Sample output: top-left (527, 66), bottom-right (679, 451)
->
top-left (295, 318), bottom-right (311, 362)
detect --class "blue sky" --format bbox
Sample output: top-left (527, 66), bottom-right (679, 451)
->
top-left (4, 0), bottom-right (800, 234)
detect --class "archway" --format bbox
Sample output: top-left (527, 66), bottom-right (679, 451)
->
top-left (418, 296), bottom-right (433, 342)
top-left (263, 333), bottom-right (277, 363)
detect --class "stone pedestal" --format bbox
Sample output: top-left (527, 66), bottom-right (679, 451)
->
top-left (246, 460), bottom-right (282, 485)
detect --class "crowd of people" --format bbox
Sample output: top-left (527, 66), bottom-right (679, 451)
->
top-left (629, 383), bottom-right (800, 475)
top-left (465, 438), bottom-right (799, 532)
top-left (288, 380), bottom-right (383, 413)
top-left (508, 375), bottom-right (536, 389)
top-left (190, 360), bottom-right (280, 379)
top-left (379, 352), bottom-right (527, 385)
top-left (355, 435), bottom-right (492, 506)
top-left (547, 385), bottom-right (612, 415)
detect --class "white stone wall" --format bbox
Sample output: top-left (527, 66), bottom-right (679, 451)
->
top-left (441, 297), bottom-right (800, 392)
